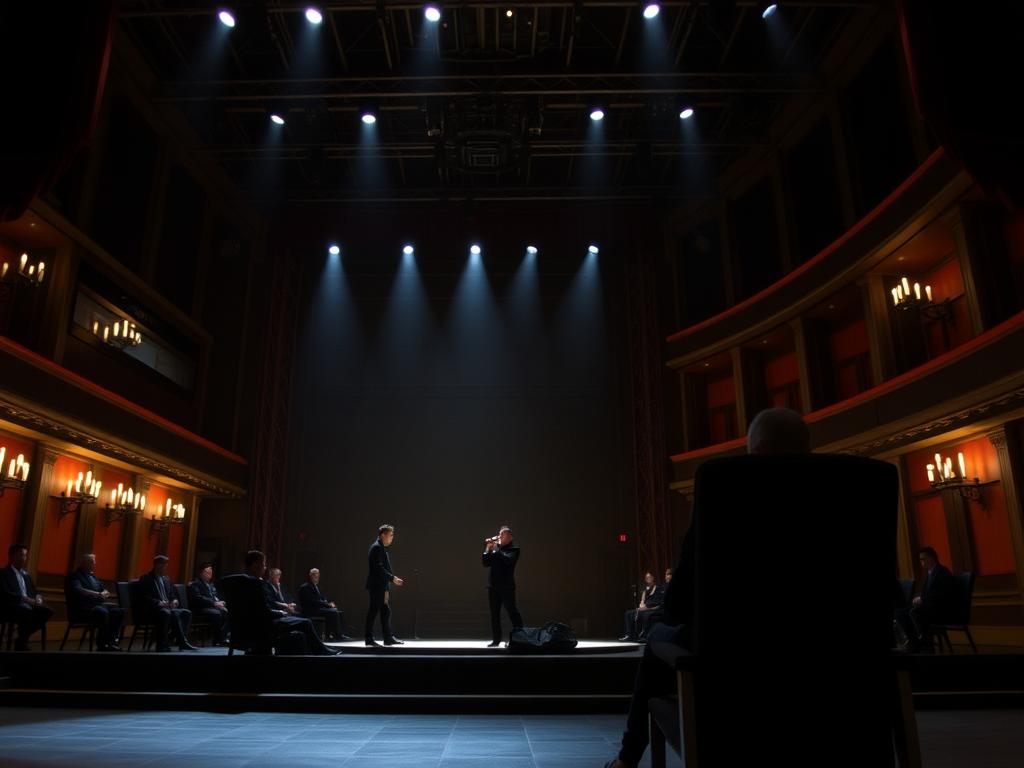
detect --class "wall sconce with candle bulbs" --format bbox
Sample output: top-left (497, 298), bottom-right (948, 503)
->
top-left (104, 483), bottom-right (146, 526)
top-left (53, 470), bottom-right (102, 519)
top-left (149, 498), bottom-right (186, 536)
top-left (91, 317), bottom-right (143, 350)
top-left (0, 446), bottom-right (30, 497)
top-left (0, 252), bottom-right (46, 288)
top-left (890, 275), bottom-right (953, 322)
top-left (926, 450), bottom-right (990, 508)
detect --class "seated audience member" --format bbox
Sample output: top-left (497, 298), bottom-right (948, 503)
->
top-left (619, 571), bottom-right (658, 642)
top-left (605, 407), bottom-right (812, 768)
top-left (138, 555), bottom-right (198, 652)
top-left (636, 568), bottom-right (671, 640)
top-left (188, 562), bottom-right (230, 646)
top-left (0, 543), bottom-right (52, 651)
top-left (67, 553), bottom-right (124, 651)
top-left (894, 546), bottom-right (956, 653)
top-left (258, 560), bottom-right (339, 656)
top-left (299, 567), bottom-right (350, 641)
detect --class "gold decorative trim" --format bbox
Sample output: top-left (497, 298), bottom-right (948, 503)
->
top-left (0, 400), bottom-right (242, 497)
top-left (845, 387), bottom-right (1024, 455)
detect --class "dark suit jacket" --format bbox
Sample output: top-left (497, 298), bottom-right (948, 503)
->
top-left (645, 583), bottom-right (666, 609)
top-left (298, 582), bottom-right (332, 615)
top-left (1, 565), bottom-right (38, 609)
top-left (366, 539), bottom-right (395, 591)
top-left (921, 564), bottom-right (956, 616)
top-left (67, 569), bottom-right (108, 618)
top-left (262, 580), bottom-right (293, 612)
top-left (482, 544), bottom-right (520, 590)
top-left (137, 571), bottom-right (178, 620)
top-left (187, 578), bottom-right (222, 611)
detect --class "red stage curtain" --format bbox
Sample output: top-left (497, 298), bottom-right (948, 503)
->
top-left (897, 1), bottom-right (1024, 211)
top-left (0, 2), bottom-right (114, 221)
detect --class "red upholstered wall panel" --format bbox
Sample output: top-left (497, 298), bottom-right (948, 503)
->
top-left (92, 468), bottom-right (131, 581)
top-left (764, 351), bottom-right (799, 390)
top-left (38, 455), bottom-right (89, 576)
top-left (706, 375), bottom-right (735, 408)
top-left (0, 434), bottom-right (34, 559)
top-left (957, 436), bottom-right (1014, 576)
top-left (136, 484), bottom-right (169, 577)
top-left (911, 495), bottom-right (951, 568)
top-left (166, 521), bottom-right (185, 583)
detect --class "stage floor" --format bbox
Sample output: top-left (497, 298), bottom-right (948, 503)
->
top-left (329, 639), bottom-right (639, 655)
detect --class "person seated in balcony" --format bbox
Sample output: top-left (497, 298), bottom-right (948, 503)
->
top-left (188, 562), bottom-right (230, 646)
top-left (894, 546), bottom-right (956, 653)
top-left (67, 553), bottom-right (124, 651)
top-left (260, 563), bottom-right (339, 655)
top-left (604, 407), bottom-right (812, 768)
top-left (1, 543), bottom-right (52, 651)
top-left (298, 567), bottom-right (350, 641)
top-left (620, 571), bottom-right (658, 642)
top-left (636, 568), bottom-right (672, 641)
top-left (138, 555), bottom-right (198, 652)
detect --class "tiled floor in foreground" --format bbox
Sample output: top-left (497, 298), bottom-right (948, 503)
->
top-left (1, 708), bottom-right (1022, 767)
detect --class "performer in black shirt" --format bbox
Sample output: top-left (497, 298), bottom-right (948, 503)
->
top-left (365, 524), bottom-right (404, 646)
top-left (482, 526), bottom-right (523, 647)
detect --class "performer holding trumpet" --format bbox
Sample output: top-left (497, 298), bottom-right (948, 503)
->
top-left (482, 526), bottom-right (523, 648)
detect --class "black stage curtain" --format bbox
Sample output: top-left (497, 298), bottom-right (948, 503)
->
top-left (0, 1), bottom-right (114, 221)
top-left (897, 0), bottom-right (1024, 210)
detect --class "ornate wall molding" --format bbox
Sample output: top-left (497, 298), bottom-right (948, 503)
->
top-left (0, 398), bottom-right (242, 497)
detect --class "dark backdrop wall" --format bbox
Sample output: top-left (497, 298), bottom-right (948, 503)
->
top-left (281, 202), bottom-right (651, 638)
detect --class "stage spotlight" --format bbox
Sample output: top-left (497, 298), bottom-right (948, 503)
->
top-left (217, 9), bottom-right (236, 28)
top-left (328, 244), bottom-right (340, 256)
top-left (270, 113), bottom-right (285, 125)
top-left (402, 244), bottom-right (415, 256)
top-left (526, 245), bottom-right (538, 255)
top-left (470, 244), bottom-right (482, 256)
top-left (305, 7), bottom-right (323, 24)
top-left (589, 108), bottom-right (605, 122)
top-left (506, 9), bottom-right (514, 17)
top-left (361, 112), bottom-right (377, 125)
top-left (679, 107), bottom-right (694, 120)
top-left (424, 5), bottom-right (441, 22)
top-left (643, 3), bottom-right (660, 19)
top-left (760, 2), bottom-right (778, 19)
top-left (588, 244), bottom-right (600, 254)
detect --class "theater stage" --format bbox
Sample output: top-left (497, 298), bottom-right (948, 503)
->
top-left (0, 641), bottom-right (644, 715)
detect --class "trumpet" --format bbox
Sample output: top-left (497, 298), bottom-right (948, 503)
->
top-left (484, 535), bottom-right (500, 546)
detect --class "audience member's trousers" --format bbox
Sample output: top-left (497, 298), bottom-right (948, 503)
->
top-left (11, 603), bottom-right (52, 646)
top-left (74, 605), bottom-right (124, 648)
top-left (197, 608), bottom-right (230, 643)
top-left (309, 608), bottom-right (344, 639)
top-left (154, 607), bottom-right (192, 648)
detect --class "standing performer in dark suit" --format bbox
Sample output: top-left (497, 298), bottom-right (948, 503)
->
top-left (138, 555), bottom-right (197, 652)
top-left (1, 543), bottom-right (52, 651)
top-left (483, 525), bottom-right (523, 647)
top-left (365, 524), bottom-right (404, 647)
top-left (67, 553), bottom-right (124, 651)
top-left (299, 568), bottom-right (350, 640)
top-left (187, 562), bottom-right (230, 646)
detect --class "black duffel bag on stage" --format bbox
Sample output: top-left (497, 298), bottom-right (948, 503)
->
top-left (508, 621), bottom-right (578, 652)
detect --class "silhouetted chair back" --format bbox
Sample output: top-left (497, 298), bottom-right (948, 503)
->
top-left (60, 575), bottom-right (97, 651)
top-left (221, 574), bottom-right (273, 655)
top-left (648, 453), bottom-right (916, 766)
top-left (122, 579), bottom-right (157, 651)
top-left (899, 578), bottom-right (916, 608)
top-left (933, 571), bottom-right (977, 653)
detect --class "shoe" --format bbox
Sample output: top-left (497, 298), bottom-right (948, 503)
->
top-left (383, 637), bottom-right (404, 646)
top-left (365, 638), bottom-right (381, 647)
top-left (487, 641), bottom-right (500, 648)
top-left (179, 642), bottom-right (200, 651)
top-left (618, 635), bottom-right (635, 642)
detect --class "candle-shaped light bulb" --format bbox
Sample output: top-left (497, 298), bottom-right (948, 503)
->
top-left (165, 498), bottom-right (171, 517)
top-left (896, 284), bottom-right (904, 301)
top-left (925, 285), bottom-right (932, 302)
top-left (140, 495), bottom-right (146, 511)
top-left (93, 321), bottom-right (99, 334)
top-left (934, 453), bottom-right (942, 471)
top-left (37, 262), bottom-right (44, 283)
top-left (85, 471), bottom-right (92, 488)
top-left (7, 460), bottom-right (15, 479)
top-left (945, 458), bottom-right (953, 478)
top-left (27, 265), bottom-right (34, 277)
top-left (0, 447), bottom-right (5, 472)
top-left (21, 463), bottom-right (28, 481)
top-left (19, 253), bottom-right (28, 271)
top-left (113, 321), bottom-right (120, 337)
top-left (926, 464), bottom-right (935, 483)
top-left (103, 326), bottom-right (109, 341)
top-left (1, 263), bottom-right (8, 278)
top-left (958, 452), bottom-right (966, 480)
top-left (75, 472), bottom-right (83, 493)
top-left (110, 489), bottom-right (117, 505)
top-left (66, 479), bottom-right (73, 496)
top-left (891, 287), bottom-right (899, 306)
top-left (914, 283), bottom-right (921, 300)
top-left (127, 488), bottom-right (134, 504)
top-left (902, 276), bottom-right (910, 296)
